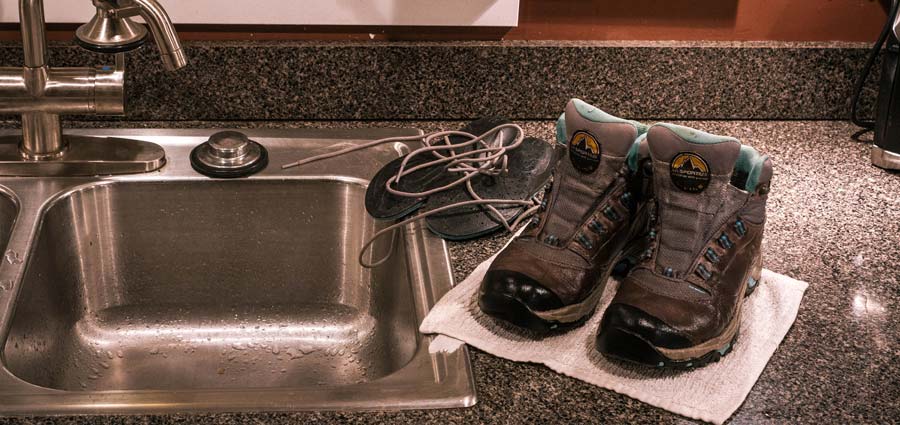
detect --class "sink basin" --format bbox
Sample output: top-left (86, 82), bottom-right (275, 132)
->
top-left (0, 129), bottom-right (475, 414)
top-left (6, 179), bottom-right (417, 391)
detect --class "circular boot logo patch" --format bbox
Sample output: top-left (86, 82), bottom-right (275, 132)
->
top-left (670, 152), bottom-right (711, 193)
top-left (569, 131), bottom-right (602, 173)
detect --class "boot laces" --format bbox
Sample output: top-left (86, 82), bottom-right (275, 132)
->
top-left (283, 124), bottom-right (542, 267)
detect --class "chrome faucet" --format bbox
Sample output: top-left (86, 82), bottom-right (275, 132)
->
top-left (0, 0), bottom-right (186, 175)
top-left (76, 0), bottom-right (187, 70)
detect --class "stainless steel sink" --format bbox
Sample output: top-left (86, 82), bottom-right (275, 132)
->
top-left (0, 129), bottom-right (475, 414)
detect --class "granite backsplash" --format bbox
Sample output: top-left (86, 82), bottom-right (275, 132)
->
top-left (0, 40), bottom-right (880, 122)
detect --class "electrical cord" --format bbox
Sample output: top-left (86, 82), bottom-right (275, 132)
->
top-left (851, 0), bottom-right (900, 129)
top-left (282, 124), bottom-right (542, 268)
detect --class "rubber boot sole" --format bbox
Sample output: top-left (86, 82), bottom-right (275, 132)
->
top-left (478, 291), bottom-right (595, 333)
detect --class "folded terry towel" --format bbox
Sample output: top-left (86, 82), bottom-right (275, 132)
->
top-left (420, 240), bottom-right (808, 424)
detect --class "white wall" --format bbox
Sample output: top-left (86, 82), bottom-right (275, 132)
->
top-left (0, 0), bottom-right (519, 26)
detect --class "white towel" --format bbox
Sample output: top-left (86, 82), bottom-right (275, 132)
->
top-left (420, 242), bottom-right (808, 425)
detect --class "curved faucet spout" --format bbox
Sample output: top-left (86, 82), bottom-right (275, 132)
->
top-left (126, 0), bottom-right (187, 71)
top-left (88, 0), bottom-right (187, 71)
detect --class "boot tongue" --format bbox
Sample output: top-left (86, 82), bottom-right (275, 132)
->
top-left (538, 99), bottom-right (643, 242)
top-left (559, 99), bottom-right (641, 184)
top-left (648, 123), bottom-right (742, 197)
top-left (647, 123), bottom-right (742, 275)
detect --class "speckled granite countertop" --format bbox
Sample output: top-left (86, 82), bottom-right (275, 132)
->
top-left (0, 40), bottom-right (877, 121)
top-left (0, 119), bottom-right (897, 424)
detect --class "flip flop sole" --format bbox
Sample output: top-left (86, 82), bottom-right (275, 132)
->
top-left (365, 152), bottom-right (444, 220)
top-left (365, 117), bottom-right (514, 221)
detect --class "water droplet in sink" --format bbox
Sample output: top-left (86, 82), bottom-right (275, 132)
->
top-left (4, 250), bottom-right (22, 265)
top-left (116, 350), bottom-right (124, 358)
top-left (231, 343), bottom-right (245, 351)
top-left (149, 347), bottom-right (160, 355)
top-left (0, 280), bottom-right (11, 291)
top-left (106, 350), bottom-right (114, 359)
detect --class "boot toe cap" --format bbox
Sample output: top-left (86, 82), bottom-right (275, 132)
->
top-left (597, 303), bottom-right (693, 353)
top-left (479, 270), bottom-right (564, 312)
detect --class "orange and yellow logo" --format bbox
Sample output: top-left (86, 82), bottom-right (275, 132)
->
top-left (670, 152), bottom-right (711, 193)
top-left (571, 132), bottom-right (600, 155)
top-left (569, 131), bottom-right (602, 173)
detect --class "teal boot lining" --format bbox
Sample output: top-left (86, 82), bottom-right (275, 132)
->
top-left (626, 133), bottom-right (648, 172)
top-left (734, 145), bottom-right (768, 192)
top-left (572, 98), bottom-right (649, 135)
top-left (555, 112), bottom-right (567, 145)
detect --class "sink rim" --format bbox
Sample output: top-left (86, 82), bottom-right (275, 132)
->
top-left (0, 128), bottom-right (477, 414)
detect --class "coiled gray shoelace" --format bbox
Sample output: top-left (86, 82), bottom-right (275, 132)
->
top-left (282, 124), bottom-right (542, 268)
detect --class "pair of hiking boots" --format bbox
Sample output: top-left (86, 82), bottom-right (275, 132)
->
top-left (478, 99), bottom-right (772, 369)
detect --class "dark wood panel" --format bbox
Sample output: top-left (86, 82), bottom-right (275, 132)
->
top-left (509, 0), bottom-right (888, 41)
top-left (0, 0), bottom-right (891, 42)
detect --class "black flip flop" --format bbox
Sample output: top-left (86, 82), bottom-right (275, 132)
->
top-left (365, 117), bottom-right (514, 220)
top-left (425, 136), bottom-right (558, 241)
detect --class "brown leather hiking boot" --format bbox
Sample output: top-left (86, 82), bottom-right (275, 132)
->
top-left (478, 99), bottom-right (650, 333)
top-left (596, 123), bottom-right (773, 368)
